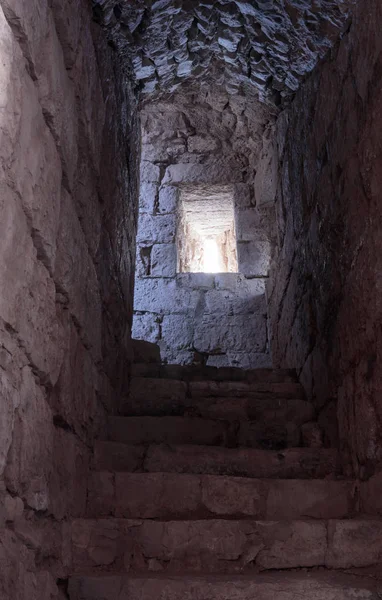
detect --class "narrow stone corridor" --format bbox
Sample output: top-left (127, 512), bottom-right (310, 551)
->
top-left (2, 0), bottom-right (382, 598)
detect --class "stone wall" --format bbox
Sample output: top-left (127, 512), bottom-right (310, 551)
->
top-left (268, 0), bottom-right (382, 476)
top-left (0, 1), bottom-right (139, 597)
top-left (132, 91), bottom-right (275, 368)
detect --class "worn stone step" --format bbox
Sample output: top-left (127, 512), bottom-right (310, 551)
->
top-left (131, 362), bottom-right (298, 383)
top-left (107, 416), bottom-right (309, 449)
top-left (70, 517), bottom-right (382, 574)
top-left (188, 380), bottom-right (305, 399)
top-left (122, 377), bottom-right (308, 417)
top-left (94, 442), bottom-right (341, 478)
top-left (87, 471), bottom-right (356, 520)
top-left (69, 572), bottom-right (381, 600)
top-left (108, 416), bottom-right (229, 446)
top-left (187, 397), bottom-right (314, 424)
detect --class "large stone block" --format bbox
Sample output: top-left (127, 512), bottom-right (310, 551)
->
top-left (237, 241), bottom-right (271, 277)
top-left (139, 182), bottom-right (158, 213)
top-left (158, 186), bottom-right (178, 214)
top-left (194, 314), bottom-right (267, 353)
top-left (151, 244), bottom-right (177, 277)
top-left (137, 214), bottom-right (176, 244)
top-left (236, 207), bottom-right (273, 242)
top-left (132, 314), bottom-right (161, 344)
top-left (205, 285), bottom-right (266, 316)
top-left (161, 316), bottom-right (194, 350)
top-left (134, 279), bottom-right (201, 315)
top-left (163, 157), bottom-right (245, 185)
top-left (140, 161), bottom-right (161, 183)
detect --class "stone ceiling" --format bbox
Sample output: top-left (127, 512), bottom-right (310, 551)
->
top-left (92, 0), bottom-right (352, 105)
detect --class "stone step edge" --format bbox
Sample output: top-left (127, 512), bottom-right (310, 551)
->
top-left (68, 571), bottom-right (382, 597)
top-left (86, 471), bottom-right (358, 520)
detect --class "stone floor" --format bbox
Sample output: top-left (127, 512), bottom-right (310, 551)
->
top-left (67, 340), bottom-right (382, 599)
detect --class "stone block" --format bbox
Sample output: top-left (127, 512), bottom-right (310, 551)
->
top-left (187, 135), bottom-right (218, 153)
top-left (163, 158), bottom-right (245, 185)
top-left (176, 273), bottom-right (215, 289)
top-left (0, 185), bottom-right (65, 384)
top-left (158, 186), bottom-right (178, 214)
top-left (87, 472), bottom-right (116, 518)
top-left (206, 352), bottom-right (272, 369)
top-left (132, 314), bottom-right (161, 344)
top-left (122, 377), bottom-right (187, 416)
top-left (256, 521), bottom-right (327, 569)
top-left (50, 319), bottom-right (106, 442)
top-left (236, 207), bottom-right (272, 242)
top-left (4, 367), bottom-right (53, 511)
top-left (151, 244), bottom-right (177, 277)
top-left (161, 315), bottom-right (193, 350)
top-left (94, 441), bottom-right (146, 472)
top-left (49, 428), bottom-right (90, 520)
top-left (194, 314), bottom-right (267, 353)
top-left (0, 12), bottom-right (62, 272)
top-left (202, 475), bottom-right (266, 518)
top-left (114, 473), bottom-right (201, 519)
top-left (134, 279), bottom-right (201, 315)
top-left (266, 480), bottom-right (355, 520)
top-left (54, 189), bottom-right (102, 362)
top-left (139, 182), bottom-right (158, 213)
top-left (137, 214), bottom-right (176, 244)
top-left (1, 0), bottom-right (79, 186)
top-left (254, 135), bottom-right (279, 206)
top-left (233, 183), bottom-right (253, 208)
top-left (237, 241), bottom-right (271, 277)
top-left (144, 445), bottom-right (340, 479)
top-left (141, 161), bottom-right (161, 183)
top-left (205, 286), bottom-right (266, 316)
top-left (326, 520), bottom-right (382, 568)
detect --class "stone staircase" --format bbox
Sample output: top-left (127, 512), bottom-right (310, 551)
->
top-left (68, 341), bottom-right (382, 599)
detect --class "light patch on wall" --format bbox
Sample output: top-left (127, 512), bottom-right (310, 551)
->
top-left (177, 184), bottom-right (238, 273)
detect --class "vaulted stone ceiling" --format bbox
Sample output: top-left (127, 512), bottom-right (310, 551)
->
top-left (92, 0), bottom-right (351, 105)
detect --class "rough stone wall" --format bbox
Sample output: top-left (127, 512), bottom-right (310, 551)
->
top-left (268, 0), bottom-right (382, 475)
top-left (132, 91), bottom-right (275, 368)
top-left (0, 1), bottom-right (139, 597)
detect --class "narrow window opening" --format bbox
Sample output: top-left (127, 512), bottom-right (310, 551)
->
top-left (177, 184), bottom-right (238, 273)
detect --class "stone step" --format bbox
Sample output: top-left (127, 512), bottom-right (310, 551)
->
top-left (87, 471), bottom-right (357, 520)
top-left (94, 442), bottom-right (341, 479)
top-left (107, 416), bottom-right (229, 447)
top-left (70, 517), bottom-right (382, 574)
top-left (122, 377), bottom-right (307, 417)
top-left (107, 415), bottom-right (310, 449)
top-left (69, 573), bottom-right (381, 600)
top-left (131, 362), bottom-right (298, 383)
